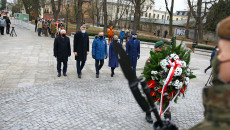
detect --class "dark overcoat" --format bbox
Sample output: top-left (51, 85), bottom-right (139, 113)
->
top-left (53, 36), bottom-right (71, 62)
top-left (126, 38), bottom-right (140, 68)
top-left (74, 31), bottom-right (89, 61)
top-left (109, 41), bottom-right (121, 68)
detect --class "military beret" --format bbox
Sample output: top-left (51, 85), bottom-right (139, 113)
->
top-left (132, 34), bottom-right (137, 37)
top-left (217, 16), bottom-right (230, 40)
top-left (155, 41), bottom-right (164, 48)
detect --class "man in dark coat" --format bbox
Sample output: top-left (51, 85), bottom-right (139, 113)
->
top-left (35, 17), bottom-right (38, 32)
top-left (126, 34), bottom-right (140, 76)
top-left (5, 17), bottom-right (11, 34)
top-left (109, 35), bottom-right (121, 77)
top-left (74, 25), bottom-right (89, 79)
top-left (92, 32), bottom-right (108, 78)
top-left (53, 30), bottom-right (71, 77)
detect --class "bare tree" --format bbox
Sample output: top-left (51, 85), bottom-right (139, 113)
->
top-left (130, 0), bottom-right (146, 33)
top-left (76, 0), bottom-right (83, 31)
top-left (165, 0), bottom-right (174, 36)
top-left (51, 0), bottom-right (62, 21)
top-left (187, 0), bottom-right (213, 42)
top-left (103, 0), bottom-right (108, 34)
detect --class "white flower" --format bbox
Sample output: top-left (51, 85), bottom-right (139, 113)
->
top-left (175, 82), bottom-right (183, 89)
top-left (151, 71), bottom-right (158, 75)
top-left (160, 59), bottom-right (169, 71)
top-left (170, 53), bottom-right (180, 61)
top-left (185, 77), bottom-right (190, 85)
top-left (186, 68), bottom-right (191, 76)
top-left (181, 61), bottom-right (187, 68)
top-left (173, 80), bottom-right (180, 86)
top-left (174, 67), bottom-right (182, 76)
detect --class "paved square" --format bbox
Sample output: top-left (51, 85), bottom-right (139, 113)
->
top-left (0, 20), bottom-right (212, 129)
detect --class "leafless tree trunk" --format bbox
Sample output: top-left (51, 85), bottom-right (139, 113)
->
top-left (188, 0), bottom-right (209, 43)
top-left (103, 0), bottom-right (108, 34)
top-left (133, 0), bottom-right (141, 33)
top-left (77, 0), bottom-right (83, 31)
top-left (185, 10), bottom-right (191, 39)
top-left (51, 0), bottom-right (62, 21)
top-left (165, 0), bottom-right (174, 36)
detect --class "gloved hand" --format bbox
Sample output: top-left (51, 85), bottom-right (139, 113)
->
top-left (137, 56), bottom-right (140, 60)
top-left (92, 55), bottom-right (95, 59)
top-left (105, 55), bottom-right (108, 59)
top-left (109, 57), bottom-right (111, 60)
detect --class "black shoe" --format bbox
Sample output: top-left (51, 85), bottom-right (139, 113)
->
top-left (145, 113), bottom-right (153, 123)
top-left (111, 73), bottom-right (114, 77)
top-left (164, 112), bottom-right (171, 120)
top-left (57, 73), bottom-right (61, 77)
top-left (96, 74), bottom-right (99, 78)
top-left (78, 74), bottom-right (81, 79)
top-left (63, 73), bottom-right (67, 76)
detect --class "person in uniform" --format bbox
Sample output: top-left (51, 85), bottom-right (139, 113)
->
top-left (74, 25), bottom-right (89, 79)
top-left (50, 20), bottom-right (56, 38)
top-left (53, 30), bottom-right (71, 77)
top-left (37, 19), bottom-right (43, 36)
top-left (108, 35), bottom-right (121, 77)
top-left (190, 16), bottom-right (230, 130)
top-left (92, 32), bottom-right (108, 78)
top-left (126, 34), bottom-right (140, 76)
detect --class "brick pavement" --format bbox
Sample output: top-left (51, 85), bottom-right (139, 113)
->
top-left (0, 21), bottom-right (212, 129)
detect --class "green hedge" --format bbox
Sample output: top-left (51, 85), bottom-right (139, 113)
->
top-left (87, 32), bottom-right (169, 44)
top-left (194, 45), bottom-right (215, 51)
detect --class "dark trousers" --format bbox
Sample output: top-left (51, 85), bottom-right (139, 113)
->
top-left (111, 67), bottom-right (115, 74)
top-left (0, 27), bottom-right (4, 35)
top-left (38, 28), bottom-right (42, 36)
top-left (95, 60), bottom-right (104, 75)
top-left (120, 39), bottom-right (124, 45)
top-left (6, 26), bottom-right (10, 34)
top-left (57, 61), bottom-right (68, 74)
top-left (133, 66), bottom-right (136, 76)
top-left (76, 60), bottom-right (86, 75)
top-left (35, 25), bottom-right (37, 32)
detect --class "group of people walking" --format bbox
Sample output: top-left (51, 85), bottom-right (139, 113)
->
top-left (53, 25), bottom-right (141, 79)
top-left (35, 18), bottom-right (65, 38)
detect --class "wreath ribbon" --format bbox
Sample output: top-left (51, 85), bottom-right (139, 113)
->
top-left (159, 59), bottom-right (182, 117)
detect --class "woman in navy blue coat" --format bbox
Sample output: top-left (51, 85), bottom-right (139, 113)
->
top-left (109, 35), bottom-right (121, 77)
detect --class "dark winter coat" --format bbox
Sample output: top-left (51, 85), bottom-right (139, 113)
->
top-left (74, 31), bottom-right (89, 61)
top-left (6, 19), bottom-right (11, 27)
top-left (109, 41), bottom-right (121, 68)
top-left (92, 37), bottom-right (108, 60)
top-left (126, 38), bottom-right (140, 68)
top-left (53, 36), bottom-right (71, 62)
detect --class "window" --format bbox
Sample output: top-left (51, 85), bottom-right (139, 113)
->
top-left (150, 6), bottom-right (152, 10)
top-left (167, 16), bottom-right (169, 20)
top-left (145, 13), bottom-right (147, 17)
top-left (153, 14), bottom-right (155, 19)
top-left (176, 18), bottom-right (178, 21)
top-left (162, 15), bottom-right (164, 19)
top-left (157, 14), bottom-right (159, 19)
top-left (149, 13), bottom-right (151, 18)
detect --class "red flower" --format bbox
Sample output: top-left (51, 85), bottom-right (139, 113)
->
top-left (169, 91), bottom-right (175, 98)
top-left (158, 87), bottom-right (167, 93)
top-left (147, 80), bottom-right (157, 88)
top-left (180, 85), bottom-right (186, 94)
top-left (155, 97), bottom-right (161, 101)
top-left (150, 90), bottom-right (157, 97)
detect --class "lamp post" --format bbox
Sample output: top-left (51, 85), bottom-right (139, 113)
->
top-left (66, 0), bottom-right (70, 32)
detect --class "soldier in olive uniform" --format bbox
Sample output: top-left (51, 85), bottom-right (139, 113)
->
top-left (191, 16), bottom-right (230, 130)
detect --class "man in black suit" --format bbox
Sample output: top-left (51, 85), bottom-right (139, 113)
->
top-left (74, 25), bottom-right (89, 79)
top-left (53, 30), bottom-right (71, 77)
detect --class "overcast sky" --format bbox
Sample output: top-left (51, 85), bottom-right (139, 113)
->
top-left (7, 0), bottom-right (189, 13)
top-left (154, 0), bottom-right (189, 12)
